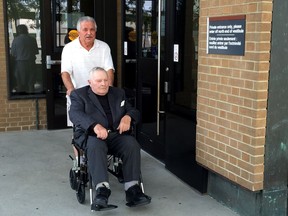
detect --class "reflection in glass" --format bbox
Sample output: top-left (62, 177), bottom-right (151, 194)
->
top-left (174, 0), bottom-right (199, 111)
top-left (55, 0), bottom-right (83, 47)
top-left (123, 0), bottom-right (137, 89)
top-left (142, 0), bottom-right (158, 59)
top-left (124, 0), bottom-right (136, 59)
top-left (11, 24), bottom-right (39, 93)
top-left (6, 0), bottom-right (43, 96)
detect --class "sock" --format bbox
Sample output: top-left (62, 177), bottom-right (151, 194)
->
top-left (124, 180), bottom-right (139, 191)
top-left (96, 181), bottom-right (110, 190)
top-left (80, 156), bottom-right (85, 164)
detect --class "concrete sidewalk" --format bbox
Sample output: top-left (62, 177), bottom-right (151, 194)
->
top-left (0, 129), bottom-right (239, 216)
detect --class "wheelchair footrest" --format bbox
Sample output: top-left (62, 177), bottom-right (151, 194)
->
top-left (91, 204), bottom-right (118, 212)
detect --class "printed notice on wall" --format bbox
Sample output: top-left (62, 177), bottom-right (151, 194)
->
top-left (207, 15), bottom-right (246, 56)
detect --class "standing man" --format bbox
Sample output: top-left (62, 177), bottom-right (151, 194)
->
top-left (61, 16), bottom-right (114, 92)
top-left (61, 16), bottom-right (115, 162)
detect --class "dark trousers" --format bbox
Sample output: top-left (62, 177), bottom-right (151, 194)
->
top-left (14, 60), bottom-right (35, 92)
top-left (86, 132), bottom-right (141, 187)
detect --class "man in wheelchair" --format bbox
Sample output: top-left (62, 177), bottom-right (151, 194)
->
top-left (69, 67), bottom-right (151, 210)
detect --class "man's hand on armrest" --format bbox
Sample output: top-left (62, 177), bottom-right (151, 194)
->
top-left (117, 115), bottom-right (131, 134)
top-left (93, 124), bottom-right (109, 140)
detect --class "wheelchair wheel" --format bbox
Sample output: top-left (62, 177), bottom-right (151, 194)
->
top-left (76, 183), bottom-right (86, 204)
top-left (69, 168), bottom-right (77, 190)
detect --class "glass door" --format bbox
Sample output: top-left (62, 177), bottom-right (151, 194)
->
top-left (123, 0), bottom-right (208, 193)
top-left (136, 0), bottom-right (166, 161)
top-left (164, 0), bottom-right (207, 193)
top-left (122, 0), bottom-right (165, 160)
top-left (42, 0), bottom-right (94, 129)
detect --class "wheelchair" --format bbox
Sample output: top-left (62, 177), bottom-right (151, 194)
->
top-left (68, 135), bottom-right (146, 211)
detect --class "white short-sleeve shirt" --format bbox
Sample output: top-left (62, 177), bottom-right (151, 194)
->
top-left (61, 37), bottom-right (114, 88)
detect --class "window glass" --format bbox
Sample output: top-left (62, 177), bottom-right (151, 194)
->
top-left (142, 0), bottom-right (158, 58)
top-left (6, 0), bottom-right (44, 97)
top-left (173, 0), bottom-right (199, 111)
top-left (54, 0), bottom-right (83, 47)
top-left (123, 0), bottom-right (137, 89)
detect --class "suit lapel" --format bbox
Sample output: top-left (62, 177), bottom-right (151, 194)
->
top-left (107, 89), bottom-right (116, 125)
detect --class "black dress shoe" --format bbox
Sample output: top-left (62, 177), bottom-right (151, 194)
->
top-left (93, 186), bottom-right (111, 208)
top-left (125, 184), bottom-right (151, 207)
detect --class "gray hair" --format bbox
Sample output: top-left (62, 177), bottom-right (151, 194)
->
top-left (76, 16), bottom-right (97, 31)
top-left (89, 67), bottom-right (107, 79)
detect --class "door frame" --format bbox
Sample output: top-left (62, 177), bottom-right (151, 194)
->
top-left (42, 0), bottom-right (63, 129)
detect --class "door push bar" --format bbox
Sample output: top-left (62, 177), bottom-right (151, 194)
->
top-left (46, 55), bottom-right (61, 69)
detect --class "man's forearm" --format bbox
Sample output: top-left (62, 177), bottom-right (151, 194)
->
top-left (61, 72), bottom-right (75, 95)
top-left (107, 69), bottom-right (114, 86)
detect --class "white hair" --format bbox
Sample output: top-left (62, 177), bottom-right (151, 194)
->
top-left (89, 67), bottom-right (107, 79)
top-left (76, 16), bottom-right (97, 31)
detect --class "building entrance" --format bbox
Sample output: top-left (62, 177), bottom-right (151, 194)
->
top-left (41, 0), bottom-right (207, 193)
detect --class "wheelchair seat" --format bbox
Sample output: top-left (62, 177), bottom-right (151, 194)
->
top-left (69, 141), bottom-right (124, 203)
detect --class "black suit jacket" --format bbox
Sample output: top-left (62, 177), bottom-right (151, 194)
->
top-left (69, 86), bottom-right (140, 134)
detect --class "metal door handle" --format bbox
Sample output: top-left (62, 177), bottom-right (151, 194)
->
top-left (157, 0), bottom-right (162, 135)
top-left (46, 55), bottom-right (61, 69)
top-left (125, 59), bottom-right (137, 63)
top-left (164, 82), bottom-right (169, 93)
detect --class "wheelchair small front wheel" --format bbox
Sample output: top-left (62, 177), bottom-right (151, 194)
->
top-left (76, 183), bottom-right (86, 204)
top-left (69, 168), bottom-right (77, 190)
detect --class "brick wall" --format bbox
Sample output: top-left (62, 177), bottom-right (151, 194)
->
top-left (196, 0), bottom-right (273, 191)
top-left (0, 0), bottom-right (47, 132)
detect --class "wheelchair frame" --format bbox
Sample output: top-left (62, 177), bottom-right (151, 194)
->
top-left (68, 139), bottom-right (145, 210)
